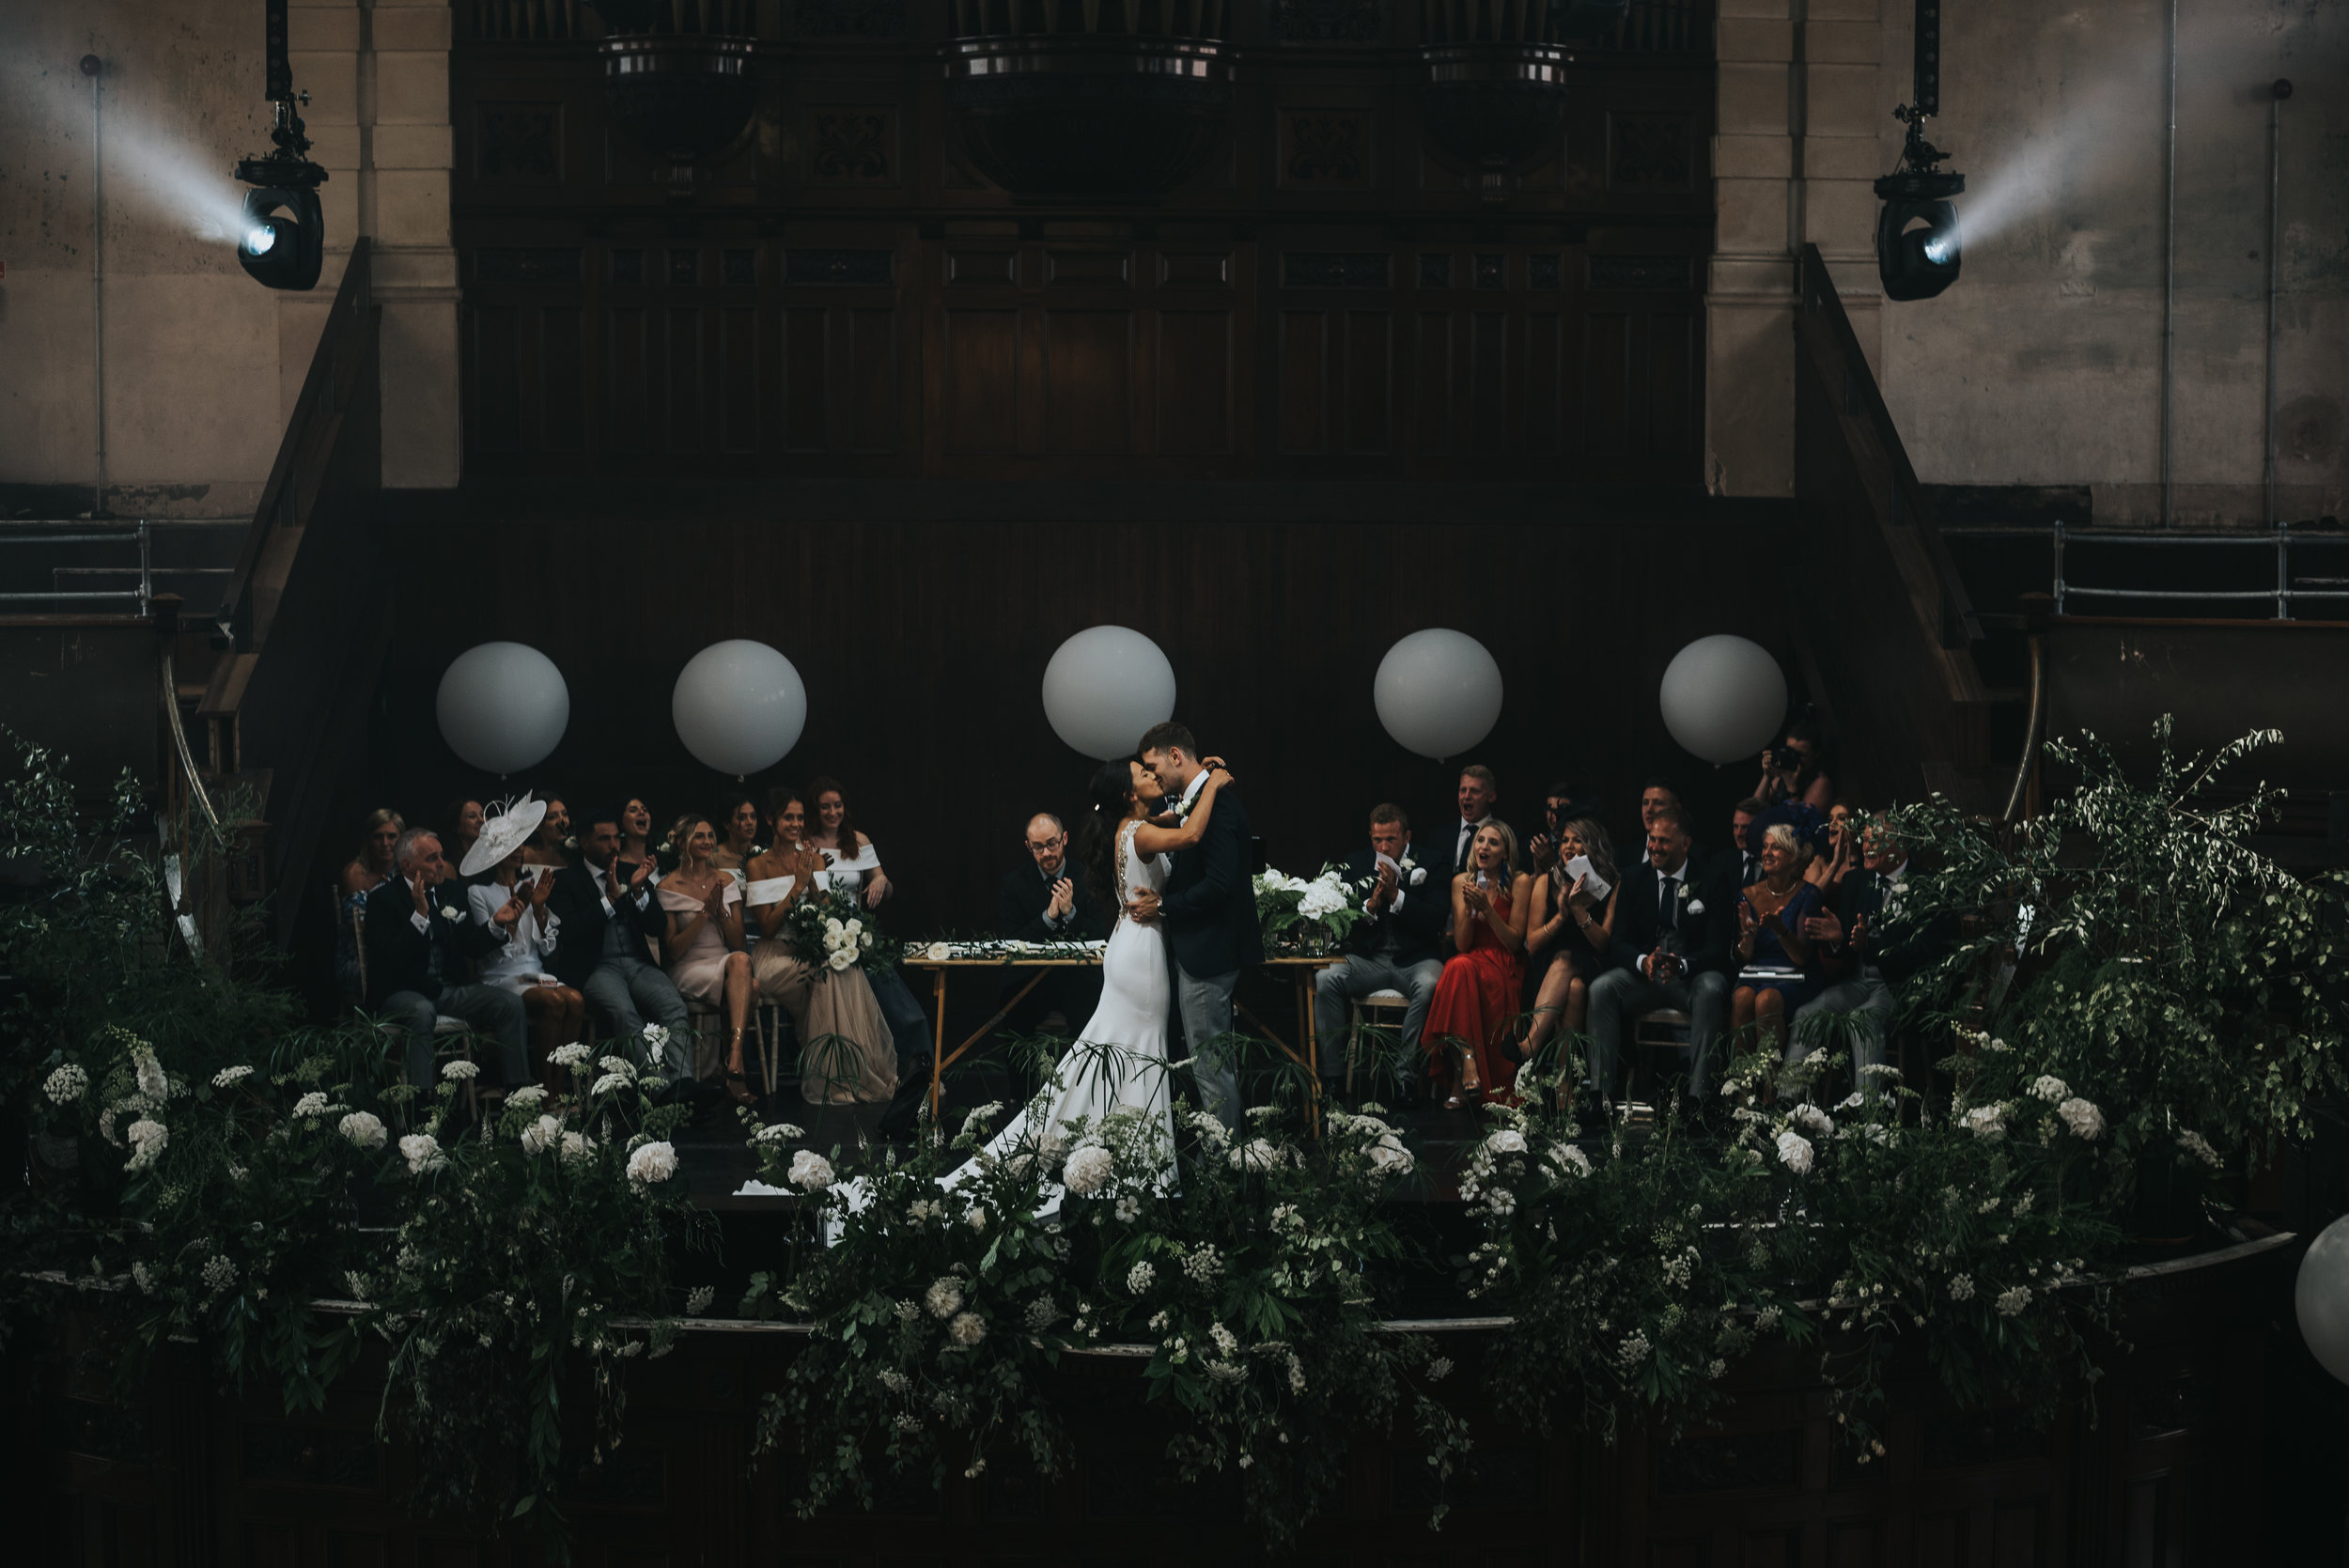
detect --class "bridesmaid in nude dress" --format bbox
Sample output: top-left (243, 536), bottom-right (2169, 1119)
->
top-left (745, 788), bottom-right (897, 1105)
top-left (658, 815), bottom-right (756, 1106)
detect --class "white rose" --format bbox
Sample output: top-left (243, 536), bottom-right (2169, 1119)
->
top-left (2057, 1097), bottom-right (2106, 1140)
top-left (1775, 1129), bottom-right (1814, 1175)
top-left (1063, 1144), bottom-right (1113, 1196)
top-left (627, 1141), bottom-right (679, 1184)
top-left (845, 919), bottom-right (863, 937)
top-left (1366, 1134), bottom-right (1415, 1175)
top-left (337, 1110), bottom-right (387, 1150)
top-left (823, 917), bottom-right (844, 938)
top-left (1960, 1103), bottom-right (2007, 1140)
top-left (787, 1149), bottom-right (834, 1190)
top-left (439, 905), bottom-right (463, 924)
top-left (124, 1118), bottom-right (169, 1172)
top-left (1549, 1142), bottom-right (1594, 1178)
top-left (925, 941), bottom-right (953, 961)
top-left (521, 1113), bottom-right (561, 1155)
top-left (1227, 1138), bottom-right (1283, 1172)
top-left (1789, 1104), bottom-right (1835, 1139)
top-left (1483, 1129), bottom-right (1528, 1157)
top-left (559, 1130), bottom-right (596, 1164)
top-left (398, 1133), bottom-right (445, 1175)
top-left (828, 949), bottom-right (855, 971)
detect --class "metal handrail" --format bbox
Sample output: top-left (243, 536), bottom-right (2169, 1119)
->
top-left (0, 520), bottom-right (152, 613)
top-left (1938, 520), bottom-right (2349, 616)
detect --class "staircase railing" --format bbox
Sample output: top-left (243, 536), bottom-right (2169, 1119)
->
top-left (198, 239), bottom-right (386, 950)
top-left (1791, 242), bottom-right (1993, 800)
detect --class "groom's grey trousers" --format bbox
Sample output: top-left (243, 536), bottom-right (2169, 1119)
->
top-left (1175, 963), bottom-right (1243, 1131)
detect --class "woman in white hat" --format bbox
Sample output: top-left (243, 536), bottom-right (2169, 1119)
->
top-left (462, 794), bottom-right (586, 1092)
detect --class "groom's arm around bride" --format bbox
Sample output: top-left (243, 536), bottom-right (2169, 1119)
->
top-left (1139, 723), bottom-right (1261, 1132)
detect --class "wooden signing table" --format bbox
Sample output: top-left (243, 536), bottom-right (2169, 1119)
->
top-left (905, 948), bottom-right (1349, 1128)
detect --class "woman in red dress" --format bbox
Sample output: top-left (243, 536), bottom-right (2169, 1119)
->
top-left (1422, 820), bottom-right (1533, 1109)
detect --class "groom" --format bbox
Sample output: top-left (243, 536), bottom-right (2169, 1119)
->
top-left (1138, 722), bottom-right (1259, 1131)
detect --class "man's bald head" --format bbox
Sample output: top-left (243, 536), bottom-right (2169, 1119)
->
top-left (1024, 814), bottom-right (1068, 877)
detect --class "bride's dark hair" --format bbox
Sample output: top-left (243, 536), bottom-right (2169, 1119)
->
top-left (1074, 755), bottom-right (1141, 918)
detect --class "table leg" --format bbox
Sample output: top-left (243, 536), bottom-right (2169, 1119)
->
top-left (928, 968), bottom-right (950, 1121)
top-left (1298, 969), bottom-right (1322, 1137)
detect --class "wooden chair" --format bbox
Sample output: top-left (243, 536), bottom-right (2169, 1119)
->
top-left (1617, 1008), bottom-right (1692, 1114)
top-left (1345, 989), bottom-right (1411, 1096)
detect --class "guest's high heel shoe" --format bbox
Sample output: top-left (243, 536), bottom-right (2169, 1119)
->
top-left (724, 1070), bottom-right (755, 1109)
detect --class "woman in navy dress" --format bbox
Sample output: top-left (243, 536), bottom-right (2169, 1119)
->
top-left (1731, 823), bottom-right (1823, 1063)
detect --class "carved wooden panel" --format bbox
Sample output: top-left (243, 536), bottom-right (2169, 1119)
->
top-left (452, 8), bottom-right (1713, 482)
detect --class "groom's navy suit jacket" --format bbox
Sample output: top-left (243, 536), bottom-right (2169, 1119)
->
top-left (1159, 781), bottom-right (1263, 978)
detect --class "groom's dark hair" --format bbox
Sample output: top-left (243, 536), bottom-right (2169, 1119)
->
top-left (1138, 722), bottom-right (1197, 757)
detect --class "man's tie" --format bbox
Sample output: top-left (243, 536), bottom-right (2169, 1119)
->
top-left (1458, 822), bottom-right (1474, 870)
top-left (1658, 875), bottom-right (1680, 931)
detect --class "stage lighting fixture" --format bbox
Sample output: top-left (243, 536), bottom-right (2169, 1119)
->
top-left (1874, 0), bottom-right (1966, 303)
top-left (230, 0), bottom-right (329, 290)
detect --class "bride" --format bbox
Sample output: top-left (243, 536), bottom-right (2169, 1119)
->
top-left (945, 751), bottom-right (1232, 1194)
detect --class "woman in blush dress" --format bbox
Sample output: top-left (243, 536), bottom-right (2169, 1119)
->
top-left (745, 787), bottom-right (898, 1106)
top-left (1422, 820), bottom-right (1533, 1109)
top-left (658, 815), bottom-right (755, 1107)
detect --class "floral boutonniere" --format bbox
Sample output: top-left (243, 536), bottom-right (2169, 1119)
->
top-left (438, 904), bottom-right (463, 924)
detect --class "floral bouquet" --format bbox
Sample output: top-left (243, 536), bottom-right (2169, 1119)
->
top-left (781, 887), bottom-right (898, 975)
top-left (1252, 864), bottom-right (1367, 955)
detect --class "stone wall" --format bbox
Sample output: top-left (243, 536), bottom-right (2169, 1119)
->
top-left (0, 0), bottom-right (454, 517)
top-left (1707, 0), bottom-right (2348, 521)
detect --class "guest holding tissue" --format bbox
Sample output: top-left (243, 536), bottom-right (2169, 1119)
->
top-left (460, 796), bottom-right (585, 1091)
top-left (1518, 816), bottom-right (1622, 1071)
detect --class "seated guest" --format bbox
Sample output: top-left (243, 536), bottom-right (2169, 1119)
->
top-left (440, 799), bottom-right (485, 879)
top-left (1719, 798), bottom-right (1766, 890)
top-left (1755, 720), bottom-right (1836, 811)
top-left (619, 797), bottom-right (657, 868)
top-left (1636, 778), bottom-right (1690, 860)
top-left (1806, 800), bottom-right (1858, 900)
top-left (1435, 764), bottom-right (1501, 885)
top-left (335, 808), bottom-right (402, 1001)
top-left (1527, 777), bottom-right (1598, 875)
top-left (747, 788), bottom-right (898, 1105)
top-left (1586, 805), bottom-right (1735, 1103)
top-left (1313, 805), bottom-right (1448, 1088)
top-left (459, 796), bottom-right (584, 1092)
top-left (1795, 825), bottom-right (1945, 1075)
top-left (1520, 816), bottom-right (1623, 1069)
top-left (806, 774), bottom-right (930, 1069)
top-left (363, 828), bottom-right (528, 1090)
top-left (546, 810), bottom-right (690, 1079)
top-left (711, 790), bottom-right (764, 877)
top-left (1730, 824), bottom-right (1823, 1061)
top-left (657, 815), bottom-right (755, 1106)
top-left (806, 774), bottom-right (890, 908)
top-left (999, 812), bottom-right (1108, 1032)
top-left (1422, 821), bottom-right (1533, 1108)
top-left (522, 792), bottom-right (574, 869)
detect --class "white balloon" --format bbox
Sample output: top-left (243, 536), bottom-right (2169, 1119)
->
top-left (2298, 1215), bottom-right (2349, 1385)
top-left (435, 642), bottom-right (569, 776)
top-left (1657, 634), bottom-right (1788, 765)
top-left (1374, 629), bottom-right (1503, 760)
top-left (672, 640), bottom-right (807, 777)
top-left (1041, 626), bottom-right (1177, 760)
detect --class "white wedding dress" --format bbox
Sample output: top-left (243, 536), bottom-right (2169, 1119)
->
top-left (945, 818), bottom-right (1176, 1197)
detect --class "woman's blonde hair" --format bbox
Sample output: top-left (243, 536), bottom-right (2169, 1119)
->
top-left (357, 808), bottom-right (404, 861)
top-left (1763, 822), bottom-right (1812, 864)
top-left (1468, 819), bottom-right (1520, 881)
top-left (666, 813), bottom-right (715, 869)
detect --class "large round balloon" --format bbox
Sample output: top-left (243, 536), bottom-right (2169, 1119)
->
top-left (1374, 629), bottom-right (1504, 760)
top-left (1658, 634), bottom-right (1788, 765)
top-left (1041, 626), bottom-right (1177, 760)
top-left (435, 642), bottom-right (569, 776)
top-left (673, 641), bottom-right (807, 777)
top-left (2298, 1215), bottom-right (2349, 1385)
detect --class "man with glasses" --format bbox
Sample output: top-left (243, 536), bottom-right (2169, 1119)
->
top-left (997, 812), bottom-right (1108, 1034)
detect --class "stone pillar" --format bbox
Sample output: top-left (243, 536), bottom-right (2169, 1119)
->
top-left (367, 0), bottom-right (461, 489)
top-left (1704, 0), bottom-right (1881, 497)
top-left (284, 0), bottom-right (459, 490)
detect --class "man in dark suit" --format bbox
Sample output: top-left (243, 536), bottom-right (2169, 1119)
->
top-left (1792, 824), bottom-right (1947, 1075)
top-left (1717, 797), bottom-right (1767, 891)
top-left (1312, 804), bottom-right (1448, 1085)
top-left (997, 811), bottom-right (1109, 1032)
top-left (1585, 803), bottom-right (1736, 1102)
top-left (1138, 722), bottom-right (1257, 1131)
top-left (1434, 764), bottom-right (1502, 886)
top-left (364, 829), bottom-right (529, 1089)
top-left (548, 810), bottom-right (692, 1079)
